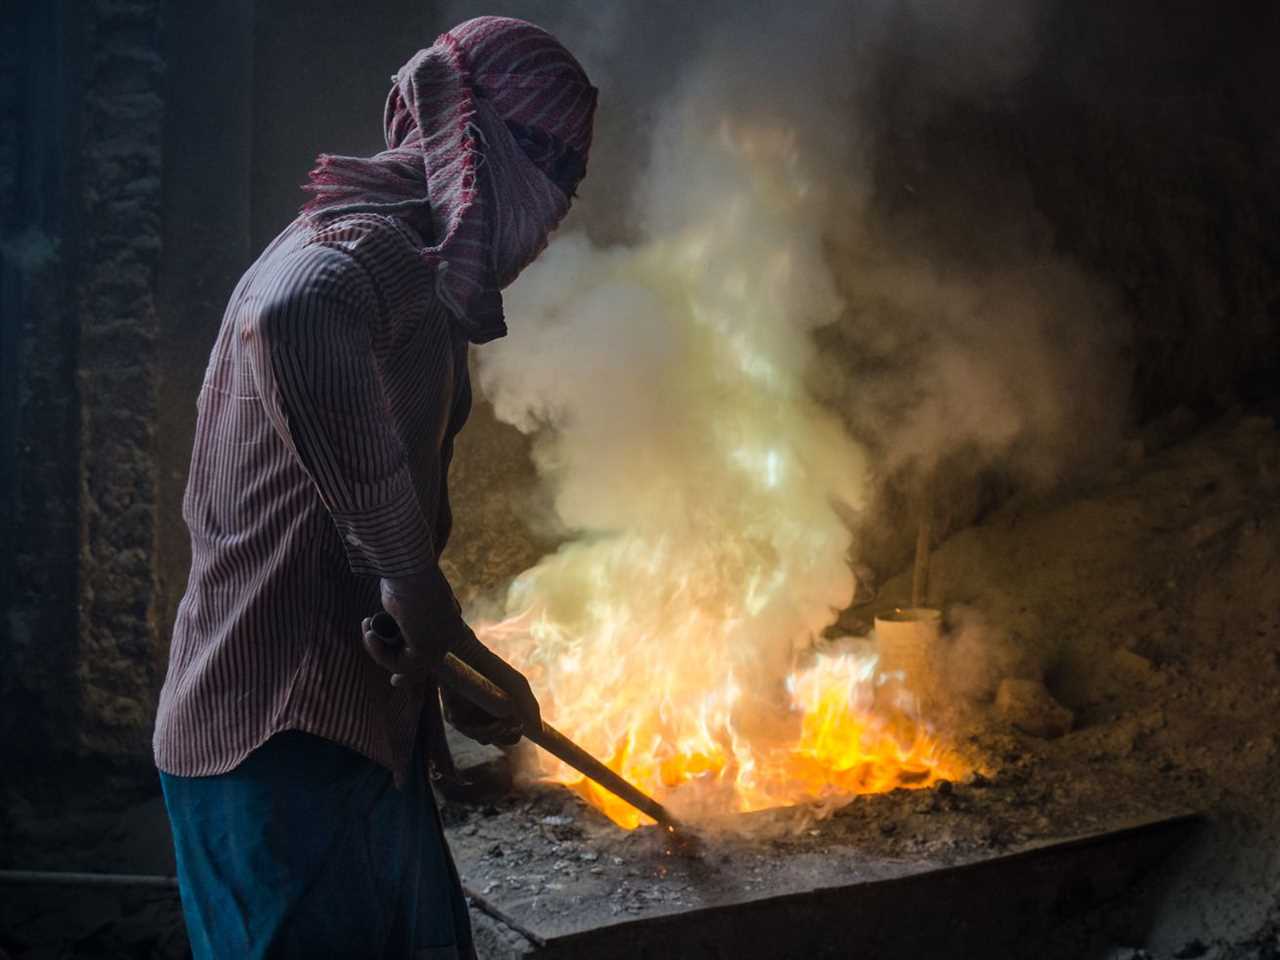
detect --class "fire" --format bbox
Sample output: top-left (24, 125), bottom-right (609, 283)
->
top-left (476, 119), bottom-right (966, 829)
top-left (484, 607), bottom-right (963, 829)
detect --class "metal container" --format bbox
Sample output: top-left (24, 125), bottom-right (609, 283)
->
top-left (874, 607), bottom-right (943, 706)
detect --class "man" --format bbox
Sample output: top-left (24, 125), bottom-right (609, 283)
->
top-left (153, 17), bottom-right (596, 958)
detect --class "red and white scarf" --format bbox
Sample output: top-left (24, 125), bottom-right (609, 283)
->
top-left (304, 16), bottom-right (597, 343)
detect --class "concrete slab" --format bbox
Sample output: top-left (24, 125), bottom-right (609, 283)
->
top-left (443, 769), bottom-right (1200, 960)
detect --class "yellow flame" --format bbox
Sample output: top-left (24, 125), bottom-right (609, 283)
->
top-left (485, 620), bottom-right (965, 830)
top-left (480, 121), bottom-right (966, 829)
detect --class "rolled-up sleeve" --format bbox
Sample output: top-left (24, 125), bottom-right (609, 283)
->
top-left (243, 243), bottom-right (436, 578)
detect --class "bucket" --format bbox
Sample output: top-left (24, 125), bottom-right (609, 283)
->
top-left (874, 607), bottom-right (942, 702)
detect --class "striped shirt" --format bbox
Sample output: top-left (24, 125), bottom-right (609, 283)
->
top-left (154, 211), bottom-right (470, 785)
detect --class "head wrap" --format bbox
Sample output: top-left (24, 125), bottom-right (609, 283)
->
top-left (304, 16), bottom-right (597, 343)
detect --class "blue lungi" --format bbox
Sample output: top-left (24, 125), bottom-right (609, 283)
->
top-left (160, 730), bottom-right (475, 959)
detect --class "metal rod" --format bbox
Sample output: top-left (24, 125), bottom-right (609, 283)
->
top-left (911, 472), bottom-right (933, 608)
top-left (371, 613), bottom-right (683, 833)
top-left (0, 869), bottom-right (179, 890)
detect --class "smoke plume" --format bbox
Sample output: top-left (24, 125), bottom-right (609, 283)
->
top-left (444, 0), bottom-right (1128, 533)
top-left (436, 0), bottom-right (1127, 823)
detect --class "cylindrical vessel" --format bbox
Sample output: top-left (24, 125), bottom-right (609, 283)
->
top-left (874, 607), bottom-right (942, 705)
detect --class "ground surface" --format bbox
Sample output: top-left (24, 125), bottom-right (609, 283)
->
top-left (439, 772), bottom-right (1195, 958)
top-left (895, 410), bottom-right (1280, 957)
top-left (3, 409), bottom-right (1279, 958)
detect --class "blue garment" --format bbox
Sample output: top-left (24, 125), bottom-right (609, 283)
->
top-left (160, 730), bottom-right (475, 959)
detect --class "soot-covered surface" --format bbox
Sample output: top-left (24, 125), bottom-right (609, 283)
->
top-left (440, 753), bottom-right (1195, 957)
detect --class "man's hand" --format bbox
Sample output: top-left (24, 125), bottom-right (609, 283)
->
top-left (359, 569), bottom-right (542, 740)
top-left (441, 687), bottom-right (524, 746)
top-left (449, 628), bottom-right (542, 740)
top-left (360, 573), bottom-right (454, 687)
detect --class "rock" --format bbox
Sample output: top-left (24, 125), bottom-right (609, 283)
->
top-left (1097, 707), bottom-right (1167, 757)
top-left (436, 727), bottom-right (513, 802)
top-left (995, 678), bottom-right (1074, 739)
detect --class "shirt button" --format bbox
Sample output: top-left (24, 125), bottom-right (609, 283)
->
top-left (346, 533), bottom-right (363, 547)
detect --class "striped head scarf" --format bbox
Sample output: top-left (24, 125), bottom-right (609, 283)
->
top-left (304, 17), bottom-right (597, 343)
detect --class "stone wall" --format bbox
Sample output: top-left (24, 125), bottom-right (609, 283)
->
top-left (74, 0), bottom-right (167, 762)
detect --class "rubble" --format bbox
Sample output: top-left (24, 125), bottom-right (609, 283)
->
top-left (437, 727), bottom-right (515, 803)
top-left (996, 678), bottom-right (1075, 739)
top-left (439, 769), bottom-right (1194, 959)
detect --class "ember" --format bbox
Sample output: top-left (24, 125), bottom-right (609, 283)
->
top-left (476, 120), bottom-right (966, 829)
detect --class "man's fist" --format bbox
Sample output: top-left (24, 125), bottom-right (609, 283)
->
top-left (441, 687), bottom-right (523, 746)
top-left (360, 569), bottom-right (542, 741)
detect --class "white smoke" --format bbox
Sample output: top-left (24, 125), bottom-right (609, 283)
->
top-left (478, 103), bottom-right (869, 692)
top-left (437, 0), bottom-right (1128, 822)
top-left (443, 0), bottom-right (1128, 529)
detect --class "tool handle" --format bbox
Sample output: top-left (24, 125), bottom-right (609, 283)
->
top-left (371, 612), bottom-right (515, 717)
top-left (368, 611), bottom-right (681, 831)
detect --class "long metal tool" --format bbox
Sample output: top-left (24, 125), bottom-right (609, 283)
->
top-left (370, 612), bottom-right (682, 833)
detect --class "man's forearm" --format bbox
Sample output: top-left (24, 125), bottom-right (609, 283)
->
top-left (380, 563), bottom-right (467, 665)
top-left (381, 563), bottom-right (456, 616)
top-left (382, 566), bottom-right (506, 668)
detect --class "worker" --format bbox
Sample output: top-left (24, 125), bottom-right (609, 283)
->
top-left (152, 17), bottom-right (596, 958)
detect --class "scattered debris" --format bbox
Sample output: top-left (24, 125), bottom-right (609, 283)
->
top-left (996, 678), bottom-right (1075, 739)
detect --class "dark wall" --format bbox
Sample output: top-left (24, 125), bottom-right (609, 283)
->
top-left (249, 0), bottom-right (433, 251)
top-left (0, 0), bottom-right (84, 768)
top-left (1023, 1), bottom-right (1280, 418)
top-left (871, 0), bottom-right (1280, 421)
top-left (3, 0), bottom-right (439, 781)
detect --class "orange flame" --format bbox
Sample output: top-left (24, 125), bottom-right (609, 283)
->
top-left (482, 613), bottom-right (965, 830)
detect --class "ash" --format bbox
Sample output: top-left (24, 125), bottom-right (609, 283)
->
top-left (441, 722), bottom-right (1189, 940)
